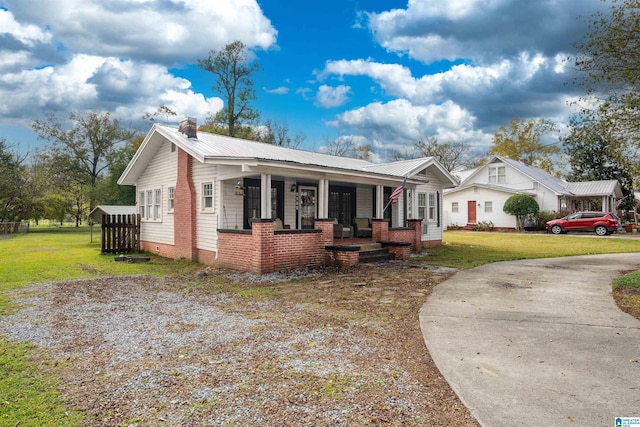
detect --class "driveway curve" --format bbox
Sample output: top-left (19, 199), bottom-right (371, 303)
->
top-left (420, 253), bottom-right (640, 427)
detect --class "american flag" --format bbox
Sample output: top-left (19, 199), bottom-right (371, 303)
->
top-left (389, 177), bottom-right (406, 205)
top-left (614, 198), bottom-right (622, 209)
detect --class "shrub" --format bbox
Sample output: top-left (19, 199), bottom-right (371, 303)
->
top-left (473, 221), bottom-right (494, 232)
top-left (531, 211), bottom-right (559, 231)
top-left (503, 194), bottom-right (539, 231)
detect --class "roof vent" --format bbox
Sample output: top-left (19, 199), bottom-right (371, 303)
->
top-left (179, 117), bottom-right (197, 139)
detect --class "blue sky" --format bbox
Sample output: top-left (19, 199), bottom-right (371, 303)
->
top-left (0, 0), bottom-right (610, 162)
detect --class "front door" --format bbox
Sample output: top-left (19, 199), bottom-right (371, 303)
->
top-left (468, 200), bottom-right (477, 224)
top-left (328, 186), bottom-right (355, 226)
top-left (299, 186), bottom-right (317, 229)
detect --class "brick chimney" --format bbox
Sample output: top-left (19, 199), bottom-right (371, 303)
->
top-left (179, 117), bottom-right (197, 138)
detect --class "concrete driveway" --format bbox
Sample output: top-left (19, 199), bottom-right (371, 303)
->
top-left (420, 253), bottom-right (640, 426)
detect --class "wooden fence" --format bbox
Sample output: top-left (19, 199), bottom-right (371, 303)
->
top-left (101, 214), bottom-right (141, 253)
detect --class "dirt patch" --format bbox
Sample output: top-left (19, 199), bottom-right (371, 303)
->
top-left (0, 263), bottom-right (477, 426)
top-left (613, 286), bottom-right (640, 320)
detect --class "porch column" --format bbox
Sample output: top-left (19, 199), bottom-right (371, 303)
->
top-left (318, 179), bottom-right (328, 218)
top-left (261, 173), bottom-right (271, 218)
top-left (407, 189), bottom-right (415, 219)
top-left (603, 196), bottom-right (608, 211)
top-left (376, 185), bottom-right (384, 218)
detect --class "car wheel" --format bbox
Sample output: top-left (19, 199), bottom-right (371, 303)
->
top-left (595, 225), bottom-right (608, 236)
top-left (550, 225), bottom-right (563, 235)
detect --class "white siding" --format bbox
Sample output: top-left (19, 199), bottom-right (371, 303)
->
top-left (443, 187), bottom-right (516, 228)
top-left (283, 179), bottom-right (297, 228)
top-left (136, 140), bottom-right (177, 245)
top-left (415, 181), bottom-right (444, 242)
top-left (193, 162), bottom-right (219, 252)
top-left (356, 185), bottom-right (373, 219)
top-left (220, 180), bottom-right (244, 230)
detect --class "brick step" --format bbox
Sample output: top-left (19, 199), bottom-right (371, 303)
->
top-left (358, 246), bottom-right (395, 263)
top-left (461, 224), bottom-right (475, 231)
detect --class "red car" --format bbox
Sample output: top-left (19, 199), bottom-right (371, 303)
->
top-left (546, 211), bottom-right (620, 236)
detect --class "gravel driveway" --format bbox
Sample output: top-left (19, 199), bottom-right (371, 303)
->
top-left (0, 265), bottom-right (478, 426)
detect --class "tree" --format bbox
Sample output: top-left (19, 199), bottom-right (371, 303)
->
top-left (503, 194), bottom-right (539, 232)
top-left (257, 119), bottom-right (305, 149)
top-left (322, 138), bottom-right (371, 160)
top-left (96, 136), bottom-right (142, 206)
top-left (574, 0), bottom-right (640, 146)
top-left (490, 118), bottom-right (559, 174)
top-left (562, 114), bottom-right (636, 211)
top-left (143, 104), bottom-right (177, 124)
top-left (0, 138), bottom-right (28, 222)
top-left (415, 137), bottom-right (474, 172)
top-left (198, 41), bottom-right (261, 137)
top-left (32, 111), bottom-right (135, 213)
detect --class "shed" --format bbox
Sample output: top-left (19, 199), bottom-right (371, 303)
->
top-left (89, 205), bottom-right (137, 224)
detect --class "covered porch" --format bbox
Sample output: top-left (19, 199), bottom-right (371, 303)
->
top-left (214, 168), bottom-right (429, 273)
top-left (213, 167), bottom-right (422, 233)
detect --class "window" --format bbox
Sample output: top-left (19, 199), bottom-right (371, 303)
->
top-left (168, 187), bottom-right (174, 212)
top-left (451, 202), bottom-right (459, 213)
top-left (488, 166), bottom-right (506, 184)
top-left (170, 142), bottom-right (176, 152)
top-left (418, 193), bottom-right (427, 219)
top-left (154, 189), bottom-right (161, 220)
top-left (139, 191), bottom-right (145, 218)
top-left (202, 182), bottom-right (213, 211)
top-left (417, 192), bottom-right (437, 221)
top-left (146, 190), bottom-right (153, 220)
top-left (485, 201), bottom-right (493, 213)
top-left (428, 193), bottom-right (436, 221)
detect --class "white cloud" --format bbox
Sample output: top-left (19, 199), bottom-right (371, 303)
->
top-left (333, 98), bottom-right (492, 156)
top-left (0, 54), bottom-right (222, 127)
top-left (0, 8), bottom-right (51, 45)
top-left (315, 85), bottom-right (351, 108)
top-left (367, 0), bottom-right (606, 64)
top-left (3, 0), bottom-right (277, 63)
top-left (264, 86), bottom-right (289, 95)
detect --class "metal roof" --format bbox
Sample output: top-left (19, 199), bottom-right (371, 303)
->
top-left (564, 180), bottom-right (622, 197)
top-left (496, 156), bottom-right (571, 195)
top-left (159, 125), bottom-right (375, 171)
top-left (120, 124), bottom-right (459, 187)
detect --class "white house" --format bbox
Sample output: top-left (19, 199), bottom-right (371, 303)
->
top-left (118, 119), bottom-right (458, 273)
top-left (444, 156), bottom-right (622, 229)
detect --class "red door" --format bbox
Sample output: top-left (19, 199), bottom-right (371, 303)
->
top-left (468, 200), bottom-right (477, 223)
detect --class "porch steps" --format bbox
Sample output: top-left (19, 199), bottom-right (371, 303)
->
top-left (461, 223), bottom-right (475, 231)
top-left (358, 243), bottom-right (395, 264)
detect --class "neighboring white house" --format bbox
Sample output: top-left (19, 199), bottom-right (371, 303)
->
top-left (117, 120), bottom-right (459, 272)
top-left (443, 156), bottom-right (623, 229)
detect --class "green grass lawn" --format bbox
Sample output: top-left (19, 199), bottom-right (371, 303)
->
top-left (418, 231), bottom-right (640, 269)
top-left (0, 230), bottom-right (198, 426)
top-left (1, 229), bottom-right (639, 425)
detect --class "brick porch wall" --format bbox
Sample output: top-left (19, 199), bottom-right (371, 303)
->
top-left (407, 219), bottom-right (423, 251)
top-left (372, 218), bottom-right (389, 242)
top-left (218, 231), bottom-right (253, 271)
top-left (217, 219), bottom-right (334, 274)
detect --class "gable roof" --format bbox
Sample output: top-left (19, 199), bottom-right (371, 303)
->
top-left (457, 156), bottom-right (623, 198)
top-left (362, 157), bottom-right (458, 187)
top-left (119, 124), bottom-right (459, 187)
top-left (444, 182), bottom-right (535, 196)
